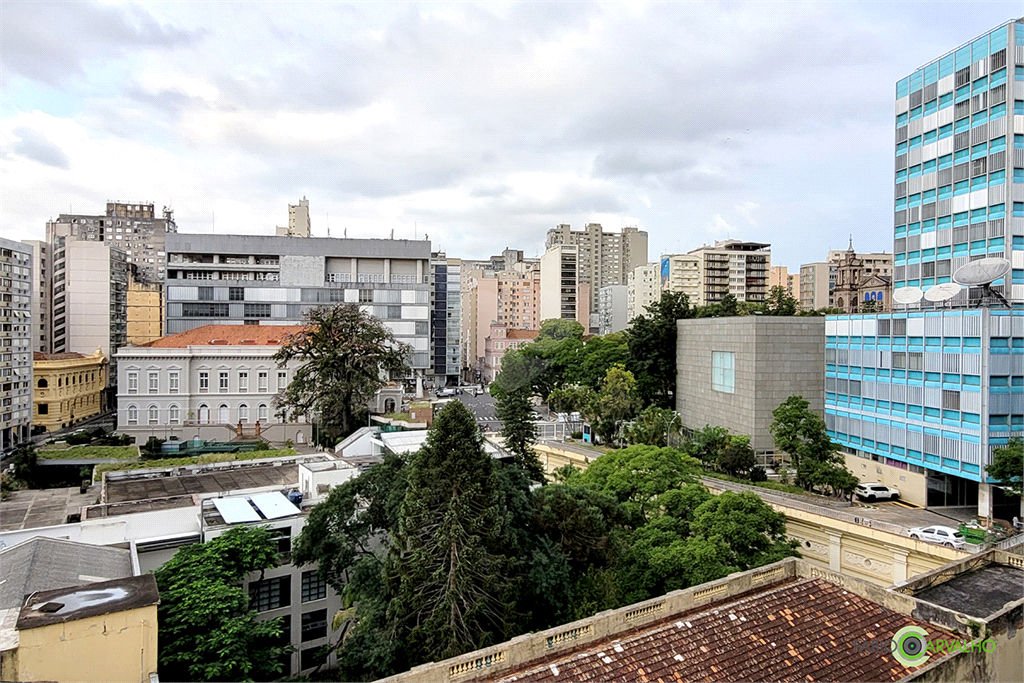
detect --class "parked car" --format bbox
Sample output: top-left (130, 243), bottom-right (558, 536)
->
top-left (435, 387), bottom-right (457, 398)
top-left (855, 483), bottom-right (900, 501)
top-left (908, 525), bottom-right (966, 549)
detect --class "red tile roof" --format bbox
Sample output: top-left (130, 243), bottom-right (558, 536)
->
top-left (139, 325), bottom-right (306, 348)
top-left (486, 578), bottom-right (954, 683)
top-left (34, 351), bottom-right (86, 361)
top-left (506, 329), bottom-right (540, 340)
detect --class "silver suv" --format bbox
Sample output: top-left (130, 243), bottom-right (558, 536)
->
top-left (855, 483), bottom-right (900, 501)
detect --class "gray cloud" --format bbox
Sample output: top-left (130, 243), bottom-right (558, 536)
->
top-left (9, 126), bottom-right (70, 168)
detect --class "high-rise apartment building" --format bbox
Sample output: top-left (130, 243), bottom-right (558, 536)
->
top-left (46, 202), bottom-right (176, 284)
top-left (662, 241), bottom-right (770, 306)
top-left (164, 233), bottom-right (433, 378)
top-left (826, 19), bottom-right (1024, 525)
top-left (22, 240), bottom-right (49, 352)
top-left (799, 262), bottom-right (835, 311)
top-left (51, 239), bottom-right (128, 362)
top-left (460, 266), bottom-right (541, 380)
top-left (768, 265), bottom-right (800, 302)
top-left (0, 238), bottom-right (33, 452)
top-left (277, 197), bottom-right (311, 238)
top-left (627, 263), bottom-right (660, 321)
top-left (597, 285), bottom-right (628, 335)
top-left (546, 224), bottom-right (648, 323)
top-left (659, 254), bottom-right (701, 302)
top-left (539, 244), bottom-right (589, 331)
top-left (430, 254), bottom-right (461, 383)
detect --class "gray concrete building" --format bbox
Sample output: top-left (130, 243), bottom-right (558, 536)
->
top-left (597, 285), bottom-right (628, 335)
top-left (46, 202), bottom-right (176, 284)
top-left (676, 316), bottom-right (825, 454)
top-left (430, 253), bottom-right (461, 384)
top-left (0, 238), bottom-right (33, 452)
top-left (21, 240), bottom-right (48, 353)
top-left (164, 233), bottom-right (433, 376)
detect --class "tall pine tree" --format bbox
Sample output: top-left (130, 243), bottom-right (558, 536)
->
top-left (493, 385), bottom-right (546, 482)
top-left (387, 401), bottom-right (518, 663)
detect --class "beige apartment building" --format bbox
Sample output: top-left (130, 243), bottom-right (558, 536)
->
top-left (460, 266), bottom-right (540, 381)
top-left (627, 263), bottom-right (661, 321)
top-left (660, 240), bottom-right (770, 307)
top-left (768, 265), bottom-right (800, 301)
top-left (539, 244), bottom-right (590, 331)
top-left (799, 262), bottom-right (834, 311)
top-left (659, 253), bottom-right (701, 302)
top-left (277, 196), bottom-right (311, 237)
top-left (546, 223), bottom-right (648, 322)
top-left (127, 270), bottom-right (163, 345)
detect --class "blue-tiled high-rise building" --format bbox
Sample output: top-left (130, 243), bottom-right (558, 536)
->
top-left (827, 19), bottom-right (1024, 522)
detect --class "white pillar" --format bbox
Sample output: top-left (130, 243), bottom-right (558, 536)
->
top-left (891, 548), bottom-right (909, 584)
top-left (415, 372), bottom-right (423, 399)
top-left (978, 482), bottom-right (994, 526)
top-left (828, 532), bottom-right (843, 572)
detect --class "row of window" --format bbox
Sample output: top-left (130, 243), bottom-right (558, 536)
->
top-left (248, 571), bottom-right (327, 612)
top-left (35, 372), bottom-right (98, 389)
top-left (127, 369), bottom-right (288, 394)
top-left (125, 402), bottom-right (274, 425)
top-left (897, 30), bottom-right (1010, 98)
top-left (826, 395), bottom-right (981, 426)
top-left (181, 303), bottom-right (271, 318)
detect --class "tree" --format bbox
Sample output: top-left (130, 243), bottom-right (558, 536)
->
top-left (387, 401), bottom-right (520, 664)
top-left (493, 385), bottom-right (545, 481)
top-left (770, 395), bottom-right (855, 495)
top-left (154, 527), bottom-right (289, 682)
top-left (274, 304), bottom-right (409, 439)
top-left (142, 436), bottom-right (165, 458)
top-left (987, 438), bottom-right (1023, 498)
top-left (685, 424), bottom-right (731, 470)
top-left (623, 406), bottom-right (683, 447)
top-left (718, 436), bottom-right (756, 477)
top-left (536, 318), bottom-right (585, 341)
top-left (690, 491), bottom-right (799, 570)
top-left (588, 365), bottom-right (640, 445)
top-left (547, 385), bottom-right (595, 415)
top-left (11, 444), bottom-right (39, 489)
top-left (626, 291), bottom-right (692, 408)
top-left (763, 286), bottom-right (798, 316)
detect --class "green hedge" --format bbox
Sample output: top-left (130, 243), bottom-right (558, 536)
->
top-left (39, 446), bottom-right (139, 460)
top-left (93, 448), bottom-right (297, 479)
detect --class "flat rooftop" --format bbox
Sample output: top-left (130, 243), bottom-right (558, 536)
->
top-left (104, 462), bottom-right (299, 503)
top-left (17, 574), bottom-right (159, 630)
top-left (0, 486), bottom-right (99, 531)
top-left (912, 564), bottom-right (1024, 619)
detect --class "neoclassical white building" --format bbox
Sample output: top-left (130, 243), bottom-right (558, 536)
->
top-left (115, 325), bottom-right (313, 446)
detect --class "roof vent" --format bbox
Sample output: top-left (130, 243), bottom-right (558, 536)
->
top-left (266, 339), bottom-right (279, 344)
top-left (239, 339), bottom-right (256, 345)
top-left (38, 602), bottom-right (65, 613)
top-left (209, 339), bottom-right (229, 345)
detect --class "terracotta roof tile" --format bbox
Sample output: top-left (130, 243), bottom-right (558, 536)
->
top-left (487, 578), bottom-right (954, 683)
top-left (506, 329), bottom-right (540, 340)
top-left (138, 324), bottom-right (305, 348)
top-left (34, 351), bottom-right (86, 361)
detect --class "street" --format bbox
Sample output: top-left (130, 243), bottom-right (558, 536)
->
top-left (451, 389), bottom-right (502, 431)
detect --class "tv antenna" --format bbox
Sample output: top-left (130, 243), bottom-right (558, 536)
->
top-left (952, 257), bottom-right (1011, 308)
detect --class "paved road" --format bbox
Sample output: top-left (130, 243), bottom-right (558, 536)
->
top-left (451, 390), bottom-right (502, 430)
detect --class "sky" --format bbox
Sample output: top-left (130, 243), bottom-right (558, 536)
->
top-left (2, 1), bottom-right (1023, 268)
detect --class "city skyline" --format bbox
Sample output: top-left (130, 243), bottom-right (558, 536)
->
top-left (4, 2), bottom-right (1023, 268)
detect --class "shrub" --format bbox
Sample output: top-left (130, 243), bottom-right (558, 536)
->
top-left (748, 466), bottom-right (768, 482)
top-left (66, 432), bottom-right (93, 446)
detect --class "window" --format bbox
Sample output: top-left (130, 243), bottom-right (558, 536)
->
top-left (127, 405), bottom-right (138, 425)
top-left (301, 571), bottom-right (327, 602)
top-left (128, 371), bottom-right (138, 394)
top-left (278, 371), bottom-right (287, 390)
top-left (37, 378), bottom-right (47, 388)
top-left (38, 403), bottom-right (48, 415)
top-left (301, 609), bottom-right (328, 642)
top-left (169, 371), bottom-right (179, 394)
top-left (712, 351), bottom-right (735, 394)
top-left (239, 403), bottom-right (249, 423)
top-left (182, 303), bottom-right (229, 318)
top-left (300, 648), bottom-right (320, 671)
top-left (229, 287), bottom-right (244, 301)
top-left (198, 286), bottom-right (214, 301)
top-left (239, 371), bottom-right (249, 392)
top-left (359, 289), bottom-right (373, 303)
top-left (199, 371), bottom-right (209, 392)
top-left (258, 403), bottom-right (269, 422)
top-left (249, 576), bottom-right (291, 612)
top-left (148, 405), bottom-right (159, 425)
top-left (169, 404), bottom-right (180, 424)
top-left (258, 371), bottom-right (269, 392)
top-left (199, 404), bottom-right (209, 423)
top-left (244, 303), bottom-right (271, 318)
top-left (148, 371), bottom-right (159, 393)
top-left (219, 371), bottom-right (229, 392)
top-left (219, 404), bottom-right (229, 423)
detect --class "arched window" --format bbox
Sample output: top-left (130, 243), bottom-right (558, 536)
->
top-left (199, 404), bottom-right (210, 424)
top-left (148, 405), bottom-right (159, 425)
top-left (58, 377), bottom-right (62, 387)
top-left (37, 378), bottom-right (47, 388)
top-left (127, 405), bottom-right (139, 425)
top-left (238, 404), bottom-right (249, 424)
top-left (169, 404), bottom-right (180, 425)
top-left (258, 404), bottom-right (268, 422)
top-left (837, 297), bottom-right (844, 309)
top-left (219, 404), bottom-right (229, 424)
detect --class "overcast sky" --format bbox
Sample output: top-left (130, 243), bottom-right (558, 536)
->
top-left (2, 2), bottom-right (1022, 268)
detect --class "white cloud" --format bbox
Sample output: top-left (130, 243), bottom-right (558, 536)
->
top-left (736, 201), bottom-right (758, 225)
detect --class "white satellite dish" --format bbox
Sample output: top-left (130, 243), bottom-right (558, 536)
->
top-left (924, 282), bottom-right (962, 303)
top-left (953, 257), bottom-right (1011, 286)
top-left (892, 286), bottom-right (924, 305)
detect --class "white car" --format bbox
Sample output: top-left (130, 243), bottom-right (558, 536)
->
top-left (855, 483), bottom-right (900, 501)
top-left (908, 525), bottom-right (966, 550)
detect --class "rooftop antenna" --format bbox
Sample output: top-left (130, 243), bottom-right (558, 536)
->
top-left (390, 228), bottom-right (394, 239)
top-left (953, 257), bottom-right (1012, 308)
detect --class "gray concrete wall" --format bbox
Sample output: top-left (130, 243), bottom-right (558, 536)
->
top-left (676, 316), bottom-right (824, 452)
top-left (166, 233), bottom-right (431, 259)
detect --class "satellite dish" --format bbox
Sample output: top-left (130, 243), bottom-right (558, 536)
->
top-left (953, 257), bottom-right (1011, 286)
top-left (924, 282), bottom-right (962, 303)
top-left (892, 286), bottom-right (924, 305)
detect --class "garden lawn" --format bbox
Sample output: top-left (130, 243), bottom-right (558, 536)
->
top-left (38, 446), bottom-right (139, 460)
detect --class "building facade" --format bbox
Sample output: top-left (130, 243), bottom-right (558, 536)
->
top-left (676, 317), bottom-right (825, 454)
top-left (46, 202), bottom-right (175, 285)
top-left (277, 196), bottom-right (311, 237)
top-left (799, 262), bottom-right (836, 311)
top-left (769, 265), bottom-right (800, 302)
top-left (597, 285), bottom-right (628, 335)
top-left (21, 241), bottom-right (48, 353)
top-left (33, 350), bottom-right (108, 432)
top-left (831, 243), bottom-right (894, 313)
top-left (627, 263), bottom-right (660, 321)
top-left (660, 253), bottom-right (701, 302)
top-left (127, 269), bottom-right (163, 345)
top-left (546, 223), bottom-right (648, 319)
top-left (430, 254), bottom-right (461, 385)
top-left (685, 240), bottom-right (771, 306)
top-left (482, 323), bottom-right (539, 383)
top-left (539, 244), bottom-right (590, 330)
top-left (893, 21), bottom-right (1021, 307)
top-left (115, 325), bottom-right (314, 446)
top-left (164, 233), bottom-right (433, 378)
top-left (0, 238), bottom-right (33, 452)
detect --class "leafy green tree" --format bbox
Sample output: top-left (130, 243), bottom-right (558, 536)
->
top-left (274, 304), bottom-right (410, 439)
top-left (387, 401), bottom-right (520, 663)
top-left (494, 346), bottom-right (557, 397)
top-left (988, 438), bottom-right (1023, 498)
top-left (587, 365), bottom-right (640, 445)
top-left (547, 385), bottom-right (595, 414)
top-left (154, 526), bottom-right (289, 682)
top-left (764, 286), bottom-right (798, 316)
top-left (691, 491), bottom-right (799, 570)
top-left (685, 424), bottom-right (731, 470)
top-left (142, 436), bottom-right (165, 458)
top-left (623, 406), bottom-right (683, 447)
top-left (578, 445), bottom-right (700, 526)
top-left (493, 385), bottom-right (545, 481)
top-left (565, 333), bottom-right (630, 390)
top-left (718, 436), bottom-right (756, 477)
top-left (537, 318), bottom-right (585, 341)
top-left (11, 445), bottom-right (39, 488)
top-left (770, 395), bottom-right (855, 495)
top-left (626, 291), bottom-right (692, 408)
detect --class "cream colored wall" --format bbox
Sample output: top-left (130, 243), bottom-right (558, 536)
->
top-left (127, 279), bottom-right (163, 345)
top-left (845, 452), bottom-right (928, 508)
top-left (535, 443), bottom-right (596, 479)
top-left (33, 352), bottom-right (107, 431)
top-left (12, 605), bottom-right (158, 683)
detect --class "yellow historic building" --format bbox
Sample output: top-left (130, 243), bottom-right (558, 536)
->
top-left (33, 349), bottom-right (108, 431)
